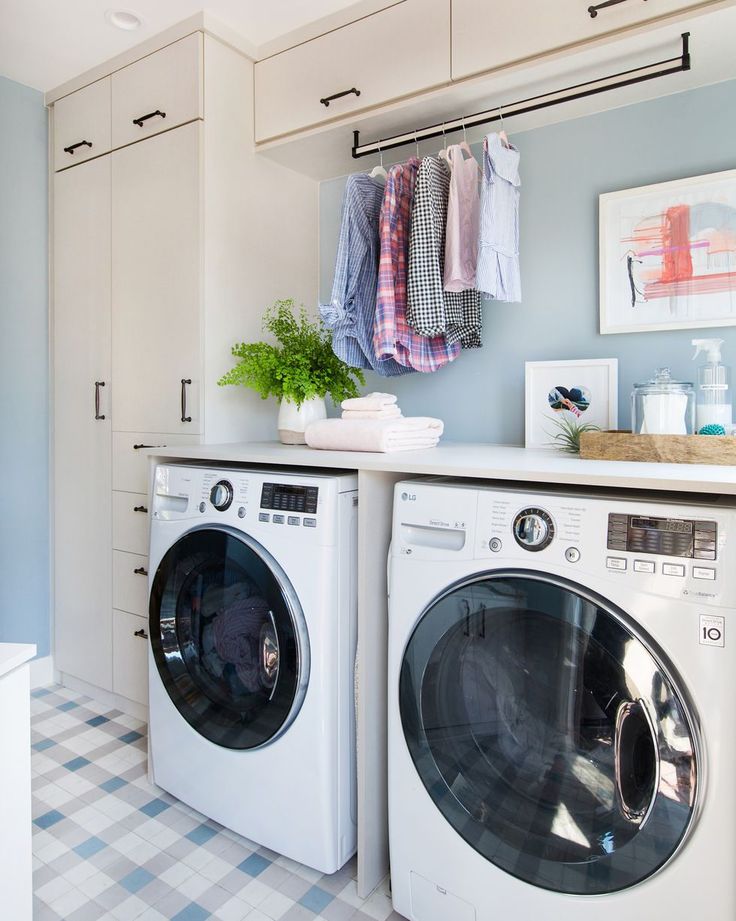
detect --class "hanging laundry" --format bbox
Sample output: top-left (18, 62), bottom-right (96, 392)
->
top-left (373, 158), bottom-right (460, 373)
top-left (406, 156), bottom-right (482, 349)
top-left (477, 132), bottom-right (522, 303)
top-left (443, 143), bottom-right (481, 293)
top-left (320, 173), bottom-right (413, 377)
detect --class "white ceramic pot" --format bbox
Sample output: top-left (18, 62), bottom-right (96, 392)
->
top-left (277, 396), bottom-right (327, 445)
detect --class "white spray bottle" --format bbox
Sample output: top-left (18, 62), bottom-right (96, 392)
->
top-left (692, 338), bottom-right (732, 431)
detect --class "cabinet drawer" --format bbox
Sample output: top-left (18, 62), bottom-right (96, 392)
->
top-left (113, 432), bottom-right (200, 494)
top-left (113, 550), bottom-right (149, 616)
top-left (54, 77), bottom-right (111, 171)
top-left (112, 32), bottom-right (203, 149)
top-left (113, 491), bottom-right (150, 554)
top-left (452, 0), bottom-right (705, 80)
top-left (113, 609), bottom-right (149, 705)
top-left (255, 0), bottom-right (450, 142)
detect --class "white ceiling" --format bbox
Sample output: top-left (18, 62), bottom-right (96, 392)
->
top-left (0, 0), bottom-right (377, 92)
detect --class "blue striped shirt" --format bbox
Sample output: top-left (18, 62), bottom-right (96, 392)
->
top-left (321, 174), bottom-right (413, 376)
top-left (477, 133), bottom-right (522, 303)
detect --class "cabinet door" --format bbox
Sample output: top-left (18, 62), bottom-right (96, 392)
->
top-left (112, 122), bottom-right (202, 433)
top-left (452, 0), bottom-right (704, 80)
top-left (255, 0), bottom-right (451, 142)
top-left (53, 77), bottom-right (111, 171)
top-left (53, 156), bottom-right (112, 689)
top-left (112, 609), bottom-right (149, 704)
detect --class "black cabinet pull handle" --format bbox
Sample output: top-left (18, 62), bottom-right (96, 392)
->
top-left (588, 0), bottom-right (644, 18)
top-left (64, 140), bottom-right (93, 154)
top-left (320, 87), bottom-right (360, 107)
top-left (181, 378), bottom-right (192, 423)
top-left (133, 505), bottom-right (148, 513)
top-left (94, 381), bottom-right (106, 420)
top-left (133, 443), bottom-right (164, 450)
top-left (133, 109), bottom-right (166, 127)
top-left (133, 566), bottom-right (148, 576)
top-left (134, 628), bottom-right (149, 640)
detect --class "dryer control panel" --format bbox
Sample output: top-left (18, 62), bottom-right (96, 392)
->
top-left (607, 513), bottom-right (717, 560)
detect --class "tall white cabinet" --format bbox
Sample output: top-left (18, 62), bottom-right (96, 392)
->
top-left (51, 32), bottom-right (318, 707)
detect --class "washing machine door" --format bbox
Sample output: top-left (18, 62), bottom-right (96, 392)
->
top-left (150, 526), bottom-right (309, 750)
top-left (399, 571), bottom-right (700, 896)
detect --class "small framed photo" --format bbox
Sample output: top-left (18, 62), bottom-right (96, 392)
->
top-left (600, 168), bottom-right (736, 334)
top-left (525, 359), bottom-right (618, 449)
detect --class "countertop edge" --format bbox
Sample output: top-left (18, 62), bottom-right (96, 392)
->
top-left (0, 643), bottom-right (37, 680)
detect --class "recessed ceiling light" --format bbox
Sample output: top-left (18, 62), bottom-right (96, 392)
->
top-left (105, 9), bottom-right (143, 31)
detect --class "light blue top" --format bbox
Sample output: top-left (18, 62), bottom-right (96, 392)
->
top-left (321, 173), bottom-right (413, 376)
top-left (477, 132), bottom-right (522, 303)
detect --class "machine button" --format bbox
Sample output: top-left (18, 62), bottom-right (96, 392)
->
top-left (662, 563), bottom-right (686, 577)
top-left (237, 507), bottom-right (246, 519)
top-left (210, 479), bottom-right (234, 512)
top-left (565, 547), bottom-right (580, 563)
top-left (606, 557), bottom-right (627, 571)
top-left (303, 518), bottom-right (317, 528)
top-left (288, 516), bottom-right (300, 526)
top-left (198, 502), bottom-right (206, 513)
top-left (258, 513), bottom-right (270, 523)
top-left (273, 515), bottom-right (285, 524)
top-left (513, 508), bottom-right (555, 552)
top-left (489, 537), bottom-right (502, 552)
top-left (693, 566), bottom-right (716, 580)
top-left (634, 560), bottom-right (656, 574)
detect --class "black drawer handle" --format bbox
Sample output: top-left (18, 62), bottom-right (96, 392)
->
top-left (94, 381), bottom-right (106, 420)
top-left (134, 628), bottom-right (149, 640)
top-left (133, 443), bottom-right (164, 450)
top-left (133, 566), bottom-right (148, 576)
top-left (133, 109), bottom-right (166, 127)
top-left (181, 378), bottom-right (192, 423)
top-left (133, 505), bottom-right (148, 513)
top-left (320, 88), bottom-right (360, 107)
top-left (64, 140), bottom-right (93, 154)
top-left (588, 0), bottom-right (644, 18)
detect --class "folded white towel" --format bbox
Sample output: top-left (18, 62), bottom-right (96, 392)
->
top-left (341, 392), bottom-right (398, 412)
top-left (305, 417), bottom-right (443, 453)
top-left (342, 406), bottom-right (403, 420)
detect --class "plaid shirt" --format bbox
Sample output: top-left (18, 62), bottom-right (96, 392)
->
top-left (374, 159), bottom-right (460, 373)
top-left (321, 173), bottom-right (412, 377)
top-left (406, 156), bottom-right (482, 349)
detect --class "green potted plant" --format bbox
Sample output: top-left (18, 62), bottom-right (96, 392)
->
top-left (218, 299), bottom-right (365, 444)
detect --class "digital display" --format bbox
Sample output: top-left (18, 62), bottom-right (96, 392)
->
top-left (607, 513), bottom-right (716, 560)
top-left (260, 483), bottom-right (318, 514)
top-left (631, 517), bottom-right (693, 534)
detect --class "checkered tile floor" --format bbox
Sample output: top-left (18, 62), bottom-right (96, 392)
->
top-left (31, 685), bottom-right (402, 921)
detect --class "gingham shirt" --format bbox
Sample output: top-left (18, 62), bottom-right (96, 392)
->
top-left (374, 159), bottom-right (460, 373)
top-left (321, 173), bottom-right (412, 376)
top-left (406, 156), bottom-right (482, 349)
top-left (477, 132), bottom-right (522, 303)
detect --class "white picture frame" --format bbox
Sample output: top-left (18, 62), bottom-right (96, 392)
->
top-left (600, 168), bottom-right (736, 334)
top-left (525, 359), bottom-right (618, 449)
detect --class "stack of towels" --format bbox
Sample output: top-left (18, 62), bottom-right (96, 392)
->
top-left (305, 393), bottom-right (443, 453)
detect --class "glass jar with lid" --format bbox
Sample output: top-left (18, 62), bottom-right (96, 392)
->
top-left (631, 368), bottom-right (695, 435)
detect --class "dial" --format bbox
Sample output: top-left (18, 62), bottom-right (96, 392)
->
top-left (210, 480), bottom-right (234, 512)
top-left (513, 507), bottom-right (555, 552)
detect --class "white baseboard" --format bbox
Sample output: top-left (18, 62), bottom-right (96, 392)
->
top-left (29, 656), bottom-right (56, 689)
top-left (57, 672), bottom-right (148, 722)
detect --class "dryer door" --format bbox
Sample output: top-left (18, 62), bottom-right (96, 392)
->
top-left (150, 526), bottom-right (309, 750)
top-left (399, 571), bottom-right (700, 895)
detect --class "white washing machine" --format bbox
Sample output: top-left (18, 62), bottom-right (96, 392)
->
top-left (148, 464), bottom-right (358, 874)
top-left (388, 479), bottom-right (736, 920)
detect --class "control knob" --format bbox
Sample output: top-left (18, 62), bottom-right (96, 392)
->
top-left (210, 480), bottom-right (234, 512)
top-left (513, 507), bottom-right (555, 552)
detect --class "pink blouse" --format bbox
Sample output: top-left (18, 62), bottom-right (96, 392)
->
top-left (443, 144), bottom-right (481, 293)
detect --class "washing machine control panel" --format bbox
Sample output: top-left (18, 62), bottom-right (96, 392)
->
top-left (513, 508), bottom-right (555, 552)
top-left (260, 483), bottom-right (319, 515)
top-left (607, 513), bottom-right (717, 560)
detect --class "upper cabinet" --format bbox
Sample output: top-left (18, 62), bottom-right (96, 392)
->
top-left (53, 77), bottom-right (111, 170)
top-left (452, 0), bottom-right (707, 80)
top-left (111, 33), bottom-right (203, 148)
top-left (254, 0), bottom-right (451, 143)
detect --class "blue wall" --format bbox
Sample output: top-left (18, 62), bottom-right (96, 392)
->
top-left (320, 79), bottom-right (736, 443)
top-left (0, 77), bottom-right (49, 656)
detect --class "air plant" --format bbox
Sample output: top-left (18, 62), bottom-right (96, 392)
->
top-left (545, 414), bottom-right (601, 454)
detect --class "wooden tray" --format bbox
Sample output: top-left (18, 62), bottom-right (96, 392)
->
top-left (579, 431), bottom-right (736, 466)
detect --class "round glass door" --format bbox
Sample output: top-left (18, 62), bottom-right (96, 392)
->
top-left (399, 572), bottom-right (700, 895)
top-left (150, 527), bottom-right (309, 750)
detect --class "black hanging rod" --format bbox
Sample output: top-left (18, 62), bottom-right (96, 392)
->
top-left (352, 32), bottom-right (690, 159)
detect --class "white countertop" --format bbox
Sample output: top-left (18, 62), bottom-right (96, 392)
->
top-left (147, 441), bottom-right (736, 495)
top-left (0, 644), bottom-right (36, 680)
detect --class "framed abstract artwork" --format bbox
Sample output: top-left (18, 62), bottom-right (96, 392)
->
top-left (525, 358), bottom-right (618, 449)
top-left (599, 169), bottom-right (736, 334)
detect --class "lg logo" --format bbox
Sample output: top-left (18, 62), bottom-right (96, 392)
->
top-left (401, 492), bottom-right (417, 502)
